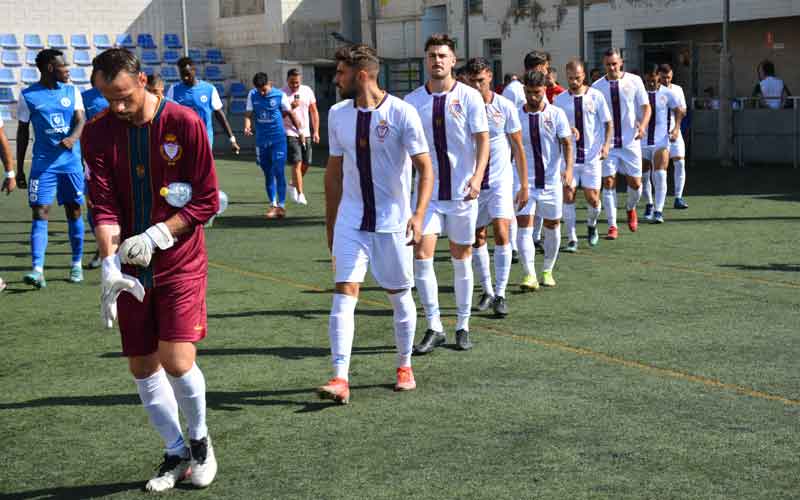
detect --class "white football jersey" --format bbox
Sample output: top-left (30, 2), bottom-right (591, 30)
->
top-left (501, 79), bottom-right (525, 110)
top-left (519, 103), bottom-right (572, 189)
top-left (592, 72), bottom-right (649, 150)
top-left (404, 81), bottom-right (489, 201)
top-left (482, 92), bottom-right (521, 189)
top-left (644, 85), bottom-right (681, 146)
top-left (553, 87), bottom-right (611, 165)
top-left (328, 93), bottom-right (429, 233)
top-left (665, 83), bottom-right (687, 139)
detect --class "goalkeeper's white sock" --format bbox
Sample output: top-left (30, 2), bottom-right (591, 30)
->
top-left (135, 369), bottom-right (186, 457)
top-left (166, 363), bottom-right (208, 441)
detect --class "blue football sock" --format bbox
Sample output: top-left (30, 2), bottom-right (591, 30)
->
top-left (86, 206), bottom-right (96, 234)
top-left (31, 219), bottom-right (48, 272)
top-left (273, 161), bottom-right (287, 206)
top-left (68, 216), bottom-right (84, 265)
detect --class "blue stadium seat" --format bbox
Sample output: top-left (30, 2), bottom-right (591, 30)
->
top-left (1, 33), bottom-right (19, 49)
top-left (204, 65), bottom-right (224, 81)
top-left (24, 34), bottom-right (43, 49)
top-left (0, 68), bottom-right (16, 85)
top-left (70, 67), bottom-right (90, 84)
top-left (73, 50), bottom-right (92, 66)
top-left (161, 66), bottom-right (179, 83)
top-left (188, 48), bottom-right (205, 63)
top-left (141, 49), bottom-right (161, 65)
top-left (137, 33), bottom-right (156, 49)
top-left (25, 51), bottom-right (37, 66)
top-left (93, 34), bottom-right (112, 49)
top-left (0, 104), bottom-right (12, 121)
top-left (229, 99), bottom-right (247, 115)
top-left (229, 82), bottom-right (247, 98)
top-left (2, 51), bottom-right (22, 66)
top-left (206, 48), bottom-right (224, 64)
top-left (115, 33), bottom-right (135, 49)
top-left (143, 66), bottom-right (155, 76)
top-left (0, 87), bottom-right (16, 103)
top-left (162, 50), bottom-right (180, 65)
top-left (214, 83), bottom-right (227, 98)
top-left (71, 34), bottom-right (90, 49)
top-left (163, 33), bottom-right (182, 49)
top-left (21, 67), bottom-right (39, 84)
top-left (48, 34), bottom-right (67, 49)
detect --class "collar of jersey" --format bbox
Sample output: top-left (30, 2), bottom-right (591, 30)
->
top-left (353, 91), bottom-right (389, 111)
top-left (425, 79), bottom-right (457, 96)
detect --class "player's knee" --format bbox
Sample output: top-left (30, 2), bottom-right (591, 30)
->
top-left (32, 206), bottom-right (49, 220)
top-left (64, 203), bottom-right (82, 220)
top-left (602, 177), bottom-right (615, 189)
top-left (450, 242), bottom-right (472, 260)
top-left (543, 219), bottom-right (560, 229)
top-left (127, 354), bottom-right (161, 379)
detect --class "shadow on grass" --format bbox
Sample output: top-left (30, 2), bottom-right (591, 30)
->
top-left (0, 265), bottom-right (72, 272)
top-left (719, 263), bottom-right (800, 273)
top-left (0, 251), bottom-right (73, 258)
top-left (3, 480), bottom-right (145, 499)
top-left (98, 345), bottom-right (396, 360)
top-left (207, 308), bottom-right (393, 320)
top-left (212, 215), bottom-right (324, 229)
top-left (300, 286), bottom-right (386, 294)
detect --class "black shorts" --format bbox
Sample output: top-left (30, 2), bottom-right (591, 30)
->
top-left (287, 136), bottom-right (312, 165)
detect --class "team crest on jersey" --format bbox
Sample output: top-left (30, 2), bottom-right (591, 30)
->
top-left (542, 116), bottom-right (555, 135)
top-left (60, 97), bottom-right (71, 108)
top-left (622, 83), bottom-right (634, 98)
top-left (487, 106), bottom-right (504, 125)
top-left (160, 133), bottom-right (183, 165)
top-left (449, 99), bottom-right (464, 118)
top-left (200, 95), bottom-right (209, 103)
top-left (50, 113), bottom-right (65, 128)
top-left (269, 98), bottom-right (277, 107)
top-left (584, 99), bottom-right (596, 113)
top-left (376, 120), bottom-right (390, 141)
top-left (659, 94), bottom-right (668, 106)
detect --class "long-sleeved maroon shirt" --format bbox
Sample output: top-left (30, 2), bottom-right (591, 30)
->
top-left (83, 98), bottom-right (219, 288)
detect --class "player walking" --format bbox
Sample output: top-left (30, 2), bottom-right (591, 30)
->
top-left (658, 64), bottom-right (689, 209)
top-left (283, 68), bottom-right (320, 205)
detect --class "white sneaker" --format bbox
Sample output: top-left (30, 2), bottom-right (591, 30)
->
top-left (189, 436), bottom-right (217, 488)
top-left (145, 453), bottom-right (191, 492)
top-left (289, 185), bottom-right (298, 203)
top-left (297, 193), bottom-right (308, 205)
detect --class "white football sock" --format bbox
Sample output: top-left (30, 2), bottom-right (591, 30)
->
top-left (626, 184), bottom-right (642, 211)
top-left (517, 226), bottom-right (536, 277)
top-left (533, 215), bottom-right (543, 242)
top-left (388, 289), bottom-right (416, 368)
top-left (603, 188), bottom-right (618, 227)
top-left (452, 256), bottom-right (473, 332)
top-left (329, 293), bottom-right (358, 380)
top-left (673, 159), bottom-right (686, 198)
top-left (564, 203), bottom-right (577, 242)
top-left (642, 170), bottom-right (653, 205)
top-left (587, 203), bottom-right (601, 228)
top-left (166, 363), bottom-right (208, 441)
top-left (472, 244), bottom-right (493, 295)
top-left (414, 258), bottom-right (443, 333)
top-left (654, 169), bottom-right (668, 212)
top-left (494, 243), bottom-right (512, 298)
top-left (509, 217), bottom-right (518, 251)
top-left (135, 369), bottom-right (186, 457)
top-left (543, 225), bottom-right (561, 272)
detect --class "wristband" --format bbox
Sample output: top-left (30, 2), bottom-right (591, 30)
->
top-left (4, 170), bottom-right (14, 179)
top-left (229, 136), bottom-right (237, 144)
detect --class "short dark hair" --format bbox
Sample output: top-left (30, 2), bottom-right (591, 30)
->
top-left (566, 59), bottom-right (585, 72)
top-left (176, 56), bottom-right (194, 69)
top-left (35, 49), bottom-right (64, 72)
top-left (424, 33), bottom-right (456, 53)
top-left (287, 68), bottom-right (301, 79)
top-left (524, 50), bottom-right (550, 70)
top-left (146, 73), bottom-right (163, 86)
top-left (253, 72), bottom-right (269, 87)
top-left (761, 60), bottom-right (775, 76)
top-left (523, 70), bottom-right (547, 88)
top-left (334, 44), bottom-right (380, 73)
top-left (658, 63), bottom-right (673, 73)
top-left (93, 48), bottom-right (141, 83)
top-left (465, 57), bottom-right (492, 76)
top-left (455, 65), bottom-right (467, 77)
top-left (644, 63), bottom-right (660, 76)
top-left (604, 48), bottom-right (623, 59)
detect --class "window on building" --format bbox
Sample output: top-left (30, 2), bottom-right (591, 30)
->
top-left (515, 0), bottom-right (532, 11)
top-left (219, 0), bottom-right (265, 18)
top-left (589, 30), bottom-right (612, 70)
top-left (484, 38), bottom-right (502, 59)
top-left (469, 0), bottom-right (483, 15)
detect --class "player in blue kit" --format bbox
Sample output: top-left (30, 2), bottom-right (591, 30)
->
top-left (167, 57), bottom-right (240, 153)
top-left (16, 49), bottom-right (87, 288)
top-left (244, 72), bottom-right (303, 219)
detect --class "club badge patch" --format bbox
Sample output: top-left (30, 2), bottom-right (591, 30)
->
top-left (543, 117), bottom-right (555, 135)
top-left (376, 119), bottom-right (390, 141)
top-left (60, 97), bottom-right (71, 108)
top-left (449, 99), bottom-right (464, 118)
top-left (659, 95), bottom-right (668, 106)
top-left (584, 99), bottom-right (596, 114)
top-left (200, 95), bottom-right (209, 103)
top-left (161, 133), bottom-right (183, 165)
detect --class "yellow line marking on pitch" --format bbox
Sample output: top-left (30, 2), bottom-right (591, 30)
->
top-left (208, 260), bottom-right (800, 407)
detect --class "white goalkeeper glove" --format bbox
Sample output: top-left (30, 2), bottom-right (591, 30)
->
top-left (118, 222), bottom-right (175, 267)
top-left (101, 255), bottom-right (145, 329)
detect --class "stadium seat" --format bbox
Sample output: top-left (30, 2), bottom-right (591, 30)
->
top-left (229, 82), bottom-right (247, 98)
top-left (160, 66), bottom-right (179, 83)
top-left (25, 51), bottom-right (37, 66)
top-left (93, 34), bottom-right (112, 49)
top-left (206, 48), bottom-right (224, 64)
top-left (0, 104), bottom-right (13, 121)
top-left (0, 68), bottom-right (16, 85)
top-left (2, 51), bottom-right (22, 66)
top-left (214, 83), bottom-right (227, 98)
top-left (73, 50), bottom-right (92, 66)
top-left (115, 33), bottom-right (135, 49)
top-left (204, 65), bottom-right (224, 81)
top-left (0, 87), bottom-right (16, 103)
top-left (142, 65), bottom-right (155, 76)
top-left (141, 49), bottom-right (161, 65)
top-left (71, 34), bottom-right (90, 49)
top-left (24, 34), bottom-right (43, 49)
top-left (1, 33), bottom-right (19, 49)
top-left (21, 67), bottom-right (39, 84)
top-left (70, 67), bottom-right (90, 84)
top-left (137, 33), bottom-right (156, 49)
top-left (163, 33), bottom-right (182, 49)
top-left (229, 99), bottom-right (247, 115)
top-left (188, 48), bottom-right (205, 63)
top-left (48, 34), bottom-right (67, 49)
top-left (162, 50), bottom-right (180, 65)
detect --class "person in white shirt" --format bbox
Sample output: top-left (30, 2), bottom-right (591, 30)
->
top-left (282, 68), bottom-right (320, 205)
top-left (640, 64), bottom-right (685, 224)
top-left (659, 64), bottom-right (689, 210)
top-left (553, 59), bottom-right (612, 252)
top-left (592, 48), bottom-right (651, 240)
top-left (464, 57), bottom-right (528, 317)
top-left (517, 70), bottom-right (573, 290)
top-left (754, 60), bottom-right (791, 110)
top-left (404, 34), bottom-right (490, 354)
top-left (320, 44), bottom-right (434, 404)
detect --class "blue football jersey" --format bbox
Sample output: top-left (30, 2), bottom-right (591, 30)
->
top-left (18, 82), bottom-right (83, 175)
top-left (81, 87), bottom-right (109, 121)
top-left (166, 80), bottom-right (221, 146)
top-left (247, 87), bottom-right (290, 145)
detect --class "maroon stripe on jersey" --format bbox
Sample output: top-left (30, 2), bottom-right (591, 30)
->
top-left (432, 94), bottom-right (452, 200)
top-left (574, 95), bottom-right (585, 164)
top-left (647, 92), bottom-right (656, 146)
top-left (610, 80), bottom-right (623, 148)
top-left (529, 113), bottom-right (545, 189)
top-left (356, 111), bottom-right (376, 232)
